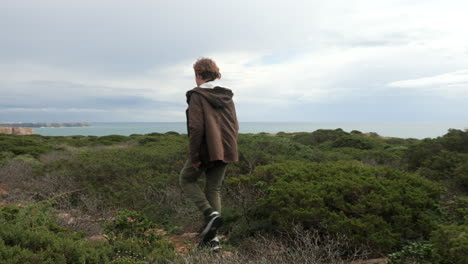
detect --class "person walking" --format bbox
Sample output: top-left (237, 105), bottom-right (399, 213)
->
top-left (179, 57), bottom-right (239, 251)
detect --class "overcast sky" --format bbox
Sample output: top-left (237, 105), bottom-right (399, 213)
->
top-left (1, 0), bottom-right (467, 122)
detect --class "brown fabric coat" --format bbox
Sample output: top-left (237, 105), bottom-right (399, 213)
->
top-left (185, 86), bottom-right (239, 165)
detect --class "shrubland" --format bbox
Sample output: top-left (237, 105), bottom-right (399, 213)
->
top-left (227, 160), bottom-right (442, 252)
top-left (0, 128), bottom-right (467, 263)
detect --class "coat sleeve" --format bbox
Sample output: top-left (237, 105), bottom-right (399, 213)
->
top-left (188, 93), bottom-right (205, 164)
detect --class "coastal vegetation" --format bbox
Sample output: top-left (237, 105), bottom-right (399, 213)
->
top-left (0, 129), bottom-right (467, 263)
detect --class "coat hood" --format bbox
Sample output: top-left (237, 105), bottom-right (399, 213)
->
top-left (186, 87), bottom-right (234, 109)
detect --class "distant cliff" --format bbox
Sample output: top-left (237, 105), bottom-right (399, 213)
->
top-left (0, 122), bottom-right (91, 128)
top-left (0, 127), bottom-right (35, 135)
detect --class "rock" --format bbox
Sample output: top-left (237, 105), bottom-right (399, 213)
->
top-left (57, 212), bottom-right (71, 219)
top-left (0, 126), bottom-right (34, 135)
top-left (56, 212), bottom-right (76, 225)
top-left (0, 122), bottom-right (90, 128)
top-left (13, 127), bottom-right (35, 135)
top-left (0, 127), bottom-right (12, 134)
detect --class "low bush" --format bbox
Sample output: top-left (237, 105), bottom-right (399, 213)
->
top-left (0, 201), bottom-right (176, 263)
top-left (236, 134), bottom-right (316, 174)
top-left (439, 196), bottom-right (468, 225)
top-left (454, 161), bottom-right (468, 192)
top-left (404, 129), bottom-right (468, 195)
top-left (228, 161), bottom-right (442, 253)
top-left (97, 135), bottom-right (131, 145)
top-left (1, 129), bottom-right (466, 261)
top-left (388, 241), bottom-right (433, 264)
top-left (331, 135), bottom-right (374, 150)
top-left (0, 201), bottom-right (112, 263)
top-left (33, 136), bottom-right (188, 224)
top-left (0, 134), bottom-right (53, 157)
top-left (438, 128), bottom-right (468, 154)
top-left (328, 148), bottom-right (404, 168)
top-left (418, 150), bottom-right (466, 180)
top-left (291, 129), bottom-right (349, 146)
top-left (404, 129), bottom-right (468, 171)
top-left (430, 224), bottom-right (468, 264)
top-left (0, 151), bottom-right (14, 165)
top-left (103, 209), bottom-right (175, 263)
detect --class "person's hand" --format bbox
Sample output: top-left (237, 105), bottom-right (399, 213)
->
top-left (192, 162), bottom-right (202, 168)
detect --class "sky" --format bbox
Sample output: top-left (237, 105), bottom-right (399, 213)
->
top-left (1, 0), bottom-right (467, 123)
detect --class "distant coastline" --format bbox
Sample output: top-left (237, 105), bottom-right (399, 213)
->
top-left (0, 122), bottom-right (91, 128)
top-left (31, 121), bottom-right (467, 139)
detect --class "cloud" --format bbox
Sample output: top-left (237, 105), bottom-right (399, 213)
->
top-left (1, 0), bottom-right (468, 122)
top-left (388, 70), bottom-right (468, 99)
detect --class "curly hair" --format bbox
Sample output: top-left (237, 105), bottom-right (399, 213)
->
top-left (193, 57), bottom-right (221, 81)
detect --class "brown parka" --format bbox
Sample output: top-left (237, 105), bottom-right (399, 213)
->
top-left (185, 86), bottom-right (239, 165)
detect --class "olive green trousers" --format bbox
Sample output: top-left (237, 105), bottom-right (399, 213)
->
top-left (179, 159), bottom-right (227, 213)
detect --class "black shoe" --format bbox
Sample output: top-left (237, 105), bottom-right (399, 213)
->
top-left (208, 236), bottom-right (221, 252)
top-left (198, 236), bottom-right (221, 252)
top-left (199, 211), bottom-right (223, 243)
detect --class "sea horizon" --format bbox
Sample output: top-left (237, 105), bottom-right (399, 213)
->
top-left (30, 121), bottom-right (468, 139)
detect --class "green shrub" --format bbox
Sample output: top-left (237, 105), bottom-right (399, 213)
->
top-left (404, 139), bottom-right (443, 171)
top-left (388, 241), bottom-right (433, 264)
top-left (0, 206), bottom-right (19, 221)
top-left (164, 131), bottom-right (180, 136)
top-left (0, 151), bottom-right (14, 165)
top-left (0, 135), bottom-right (53, 157)
top-left (104, 209), bottom-right (161, 241)
top-left (430, 224), bottom-right (468, 264)
top-left (0, 203), bottom-right (176, 263)
top-left (418, 150), bottom-right (466, 180)
top-left (291, 129), bottom-right (348, 146)
top-left (3, 129), bottom-right (467, 260)
top-left (98, 135), bottom-right (130, 144)
top-left (328, 148), bottom-right (404, 168)
top-left (138, 135), bottom-right (162, 145)
top-left (331, 135), bottom-right (374, 150)
top-left (236, 134), bottom-right (316, 174)
top-left (27, 134), bottom-right (190, 228)
top-left (404, 130), bottom-right (468, 194)
top-left (39, 137), bottom-right (186, 212)
top-left (439, 196), bottom-right (468, 225)
top-left (454, 162), bottom-right (468, 192)
top-left (103, 209), bottom-right (175, 263)
top-left (0, 201), bottom-right (113, 263)
top-left (231, 161), bottom-right (442, 252)
top-left (404, 129), bottom-right (468, 172)
top-left (384, 137), bottom-right (406, 145)
top-left (439, 129), bottom-right (468, 153)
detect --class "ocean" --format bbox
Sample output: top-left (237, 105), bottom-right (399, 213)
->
top-left (32, 122), bottom-right (468, 139)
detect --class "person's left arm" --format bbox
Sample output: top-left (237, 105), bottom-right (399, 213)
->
top-left (188, 93), bottom-right (205, 167)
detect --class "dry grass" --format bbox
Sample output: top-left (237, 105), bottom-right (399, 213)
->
top-left (85, 140), bottom-right (139, 151)
top-left (38, 150), bottom-right (75, 163)
top-left (171, 226), bottom-right (368, 264)
top-left (0, 157), bottom-right (38, 204)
